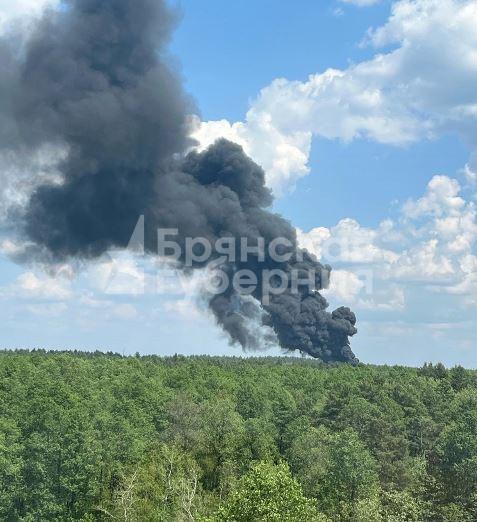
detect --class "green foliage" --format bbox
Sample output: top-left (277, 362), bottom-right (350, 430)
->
top-left (213, 461), bottom-right (323, 521)
top-left (288, 426), bottom-right (379, 519)
top-left (433, 389), bottom-right (477, 512)
top-left (380, 490), bottom-right (424, 521)
top-left (0, 351), bottom-right (476, 520)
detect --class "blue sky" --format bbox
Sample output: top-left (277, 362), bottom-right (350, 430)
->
top-left (171, 0), bottom-right (391, 123)
top-left (171, 0), bottom-right (469, 228)
top-left (1, 0), bottom-right (477, 366)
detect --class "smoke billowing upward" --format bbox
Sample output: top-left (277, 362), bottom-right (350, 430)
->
top-left (1, 0), bottom-right (358, 363)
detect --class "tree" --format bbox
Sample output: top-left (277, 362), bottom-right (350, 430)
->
top-left (288, 426), bottom-right (380, 519)
top-left (98, 443), bottom-right (203, 522)
top-left (0, 418), bottom-right (22, 519)
top-left (214, 462), bottom-right (326, 521)
top-left (433, 389), bottom-right (477, 512)
top-left (380, 490), bottom-right (424, 522)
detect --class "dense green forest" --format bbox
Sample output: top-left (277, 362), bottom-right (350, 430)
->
top-left (1, 351), bottom-right (476, 521)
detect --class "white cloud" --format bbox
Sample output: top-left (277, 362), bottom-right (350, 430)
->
top-left (326, 269), bottom-right (366, 302)
top-left (192, 115), bottom-right (312, 195)
top-left (300, 218), bottom-right (399, 265)
top-left (0, 144), bottom-right (67, 222)
top-left (0, 0), bottom-right (59, 34)
top-left (195, 0), bottom-right (477, 193)
top-left (27, 302), bottom-right (68, 317)
top-left (0, 239), bottom-right (27, 258)
top-left (85, 253), bottom-right (146, 295)
top-left (10, 271), bottom-right (72, 300)
top-left (163, 298), bottom-right (204, 321)
top-left (300, 175), bottom-right (477, 311)
top-left (462, 163), bottom-right (477, 185)
top-left (402, 176), bottom-right (465, 219)
top-left (0, 0), bottom-right (476, 357)
top-left (78, 293), bottom-right (112, 309)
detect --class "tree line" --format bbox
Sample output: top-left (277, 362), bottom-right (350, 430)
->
top-left (0, 350), bottom-right (476, 520)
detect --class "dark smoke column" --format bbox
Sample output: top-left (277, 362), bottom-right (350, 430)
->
top-left (1, 0), bottom-right (358, 363)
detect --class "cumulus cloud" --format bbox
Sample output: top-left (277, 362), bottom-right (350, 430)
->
top-left (3, 0), bottom-right (476, 202)
top-left (461, 163), bottom-right (477, 185)
top-left (192, 115), bottom-right (312, 195)
top-left (326, 269), bottom-right (366, 302)
top-left (85, 253), bottom-right (146, 296)
top-left (195, 0), bottom-right (477, 193)
top-left (8, 271), bottom-right (72, 300)
top-left (0, 0), bottom-right (59, 34)
top-left (1, 0), bottom-right (476, 359)
top-left (0, 145), bottom-right (67, 224)
top-left (299, 175), bottom-right (477, 313)
top-left (12, 172), bottom-right (469, 329)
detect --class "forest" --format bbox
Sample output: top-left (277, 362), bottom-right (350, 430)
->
top-left (0, 350), bottom-right (476, 521)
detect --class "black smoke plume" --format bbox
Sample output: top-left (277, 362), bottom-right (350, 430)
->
top-left (1, 0), bottom-right (358, 363)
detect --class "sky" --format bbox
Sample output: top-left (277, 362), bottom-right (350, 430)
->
top-left (1, 0), bottom-right (477, 366)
